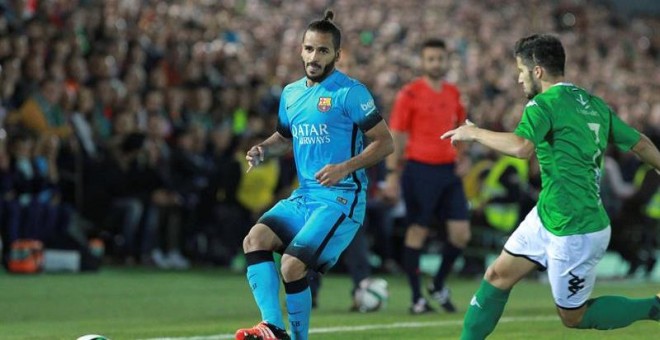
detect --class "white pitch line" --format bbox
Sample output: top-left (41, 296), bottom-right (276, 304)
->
top-left (143, 315), bottom-right (557, 340)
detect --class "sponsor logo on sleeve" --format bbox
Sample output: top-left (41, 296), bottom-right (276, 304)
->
top-left (360, 99), bottom-right (376, 114)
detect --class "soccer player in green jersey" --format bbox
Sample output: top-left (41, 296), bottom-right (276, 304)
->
top-left (442, 34), bottom-right (660, 339)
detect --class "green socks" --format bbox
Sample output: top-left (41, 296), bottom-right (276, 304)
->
top-left (461, 280), bottom-right (511, 340)
top-left (577, 295), bottom-right (660, 330)
top-left (460, 280), bottom-right (659, 338)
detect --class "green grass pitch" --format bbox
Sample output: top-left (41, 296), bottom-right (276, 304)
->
top-left (0, 267), bottom-right (657, 339)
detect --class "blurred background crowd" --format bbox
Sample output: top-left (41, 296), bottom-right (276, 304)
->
top-left (0, 0), bottom-right (658, 276)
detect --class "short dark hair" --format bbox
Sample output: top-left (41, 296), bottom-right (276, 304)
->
top-left (421, 38), bottom-right (446, 51)
top-left (514, 34), bottom-right (565, 77)
top-left (305, 10), bottom-right (341, 50)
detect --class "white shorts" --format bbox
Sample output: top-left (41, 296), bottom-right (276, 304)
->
top-left (503, 206), bottom-right (611, 309)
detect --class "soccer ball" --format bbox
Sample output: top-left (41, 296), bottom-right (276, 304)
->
top-left (353, 277), bottom-right (388, 313)
top-left (76, 335), bottom-right (109, 340)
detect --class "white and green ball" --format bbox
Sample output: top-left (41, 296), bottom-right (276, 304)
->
top-left (76, 335), bottom-right (109, 340)
top-left (353, 277), bottom-right (389, 313)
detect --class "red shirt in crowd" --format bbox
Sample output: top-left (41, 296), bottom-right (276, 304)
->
top-left (389, 78), bottom-right (466, 165)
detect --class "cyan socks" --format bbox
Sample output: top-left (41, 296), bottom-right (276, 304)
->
top-left (285, 277), bottom-right (312, 340)
top-left (245, 251), bottom-right (285, 330)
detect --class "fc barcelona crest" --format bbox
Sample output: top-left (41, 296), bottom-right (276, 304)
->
top-left (317, 97), bottom-right (332, 112)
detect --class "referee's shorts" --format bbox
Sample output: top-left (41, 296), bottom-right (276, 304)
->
top-left (401, 160), bottom-right (469, 227)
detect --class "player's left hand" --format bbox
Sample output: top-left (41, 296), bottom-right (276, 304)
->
top-left (441, 119), bottom-right (477, 146)
top-left (315, 164), bottom-right (349, 187)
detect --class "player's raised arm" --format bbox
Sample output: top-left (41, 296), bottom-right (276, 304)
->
top-left (441, 120), bottom-right (535, 159)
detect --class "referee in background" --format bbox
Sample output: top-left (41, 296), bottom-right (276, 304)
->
top-left (384, 38), bottom-right (471, 314)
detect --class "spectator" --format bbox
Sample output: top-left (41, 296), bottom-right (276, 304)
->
top-left (0, 0), bottom-right (657, 272)
top-left (10, 77), bottom-right (71, 139)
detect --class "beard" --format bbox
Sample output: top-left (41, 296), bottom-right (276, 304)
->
top-left (303, 59), bottom-right (336, 83)
top-left (425, 67), bottom-right (444, 81)
top-left (525, 73), bottom-right (542, 99)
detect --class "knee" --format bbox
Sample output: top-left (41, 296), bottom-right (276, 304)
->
top-left (280, 255), bottom-right (307, 282)
top-left (242, 228), bottom-right (269, 253)
top-left (560, 318), bottom-right (582, 329)
top-left (483, 265), bottom-right (512, 289)
top-left (405, 225), bottom-right (428, 248)
top-left (449, 228), bottom-right (471, 248)
top-left (483, 266), bottom-right (500, 283)
top-left (558, 309), bottom-right (584, 328)
top-left (448, 221), bottom-right (471, 248)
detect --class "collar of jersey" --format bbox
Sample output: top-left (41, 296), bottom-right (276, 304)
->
top-left (551, 82), bottom-right (574, 88)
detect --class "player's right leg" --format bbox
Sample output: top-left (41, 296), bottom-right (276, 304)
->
top-left (236, 198), bottom-right (306, 340)
top-left (281, 197), bottom-right (362, 339)
top-left (461, 207), bottom-right (543, 340)
top-left (461, 250), bottom-right (537, 340)
top-left (235, 322), bottom-right (291, 340)
top-left (236, 224), bottom-right (288, 340)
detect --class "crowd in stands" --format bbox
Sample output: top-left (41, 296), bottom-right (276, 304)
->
top-left (0, 0), bottom-right (657, 275)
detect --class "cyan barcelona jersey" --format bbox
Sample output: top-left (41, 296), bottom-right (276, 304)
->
top-left (277, 70), bottom-right (383, 222)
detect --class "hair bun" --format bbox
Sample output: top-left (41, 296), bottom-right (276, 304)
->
top-left (324, 10), bottom-right (334, 21)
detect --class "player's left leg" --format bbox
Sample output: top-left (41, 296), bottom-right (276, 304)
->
top-left (281, 198), bottom-right (361, 340)
top-left (280, 254), bottom-right (309, 340)
top-left (548, 226), bottom-right (660, 329)
top-left (559, 295), bottom-right (660, 329)
top-left (306, 270), bottom-right (321, 308)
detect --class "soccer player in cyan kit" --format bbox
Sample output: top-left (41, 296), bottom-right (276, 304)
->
top-left (443, 34), bottom-right (660, 339)
top-left (235, 10), bottom-right (394, 340)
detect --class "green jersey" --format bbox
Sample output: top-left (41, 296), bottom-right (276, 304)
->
top-left (514, 83), bottom-right (640, 236)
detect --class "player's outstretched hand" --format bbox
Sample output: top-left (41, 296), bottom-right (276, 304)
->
top-left (315, 164), bottom-right (348, 187)
top-left (441, 119), bottom-right (477, 146)
top-left (245, 145), bottom-right (265, 173)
